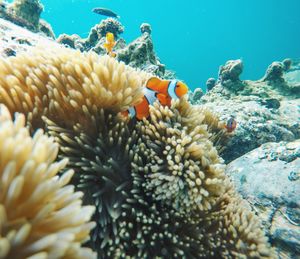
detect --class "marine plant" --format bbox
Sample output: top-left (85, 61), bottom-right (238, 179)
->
top-left (0, 104), bottom-right (96, 258)
top-left (0, 46), bottom-right (276, 258)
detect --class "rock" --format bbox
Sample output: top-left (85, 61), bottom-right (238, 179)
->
top-left (117, 32), bottom-right (166, 77)
top-left (226, 140), bottom-right (300, 259)
top-left (282, 58), bottom-right (292, 71)
top-left (38, 18), bottom-right (55, 39)
top-left (260, 98), bottom-right (281, 109)
top-left (140, 23), bottom-right (151, 34)
top-left (189, 88), bottom-right (204, 104)
top-left (218, 59), bottom-right (245, 90)
top-left (197, 58), bottom-right (300, 162)
top-left (206, 77), bottom-right (216, 91)
top-left (0, 0), bottom-right (53, 38)
top-left (0, 18), bottom-right (61, 58)
top-left (92, 17), bottom-right (124, 39)
top-left (55, 19), bottom-right (172, 79)
top-left (8, 0), bottom-right (43, 28)
top-left (56, 33), bottom-right (81, 49)
top-left (197, 97), bottom-right (300, 162)
top-left (262, 61), bottom-right (285, 83)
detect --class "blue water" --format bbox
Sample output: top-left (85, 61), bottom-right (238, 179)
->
top-left (39, 0), bottom-right (300, 90)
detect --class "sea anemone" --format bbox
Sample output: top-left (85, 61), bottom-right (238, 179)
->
top-left (0, 104), bottom-right (96, 258)
top-left (0, 47), bottom-right (276, 258)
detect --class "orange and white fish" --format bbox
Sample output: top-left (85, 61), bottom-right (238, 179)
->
top-left (122, 77), bottom-right (188, 120)
top-left (146, 77), bottom-right (188, 107)
top-left (224, 116), bottom-right (237, 133)
top-left (103, 32), bottom-right (116, 57)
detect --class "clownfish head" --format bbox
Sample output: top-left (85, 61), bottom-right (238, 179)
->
top-left (174, 81), bottom-right (188, 98)
top-left (167, 80), bottom-right (189, 99)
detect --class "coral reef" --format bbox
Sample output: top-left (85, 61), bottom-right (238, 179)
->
top-left (8, 0), bottom-right (43, 28)
top-left (140, 22), bottom-right (151, 34)
top-left (282, 58), bottom-right (292, 71)
top-left (194, 59), bottom-right (300, 162)
top-left (0, 104), bottom-right (96, 258)
top-left (218, 59), bottom-right (245, 91)
top-left (56, 33), bottom-right (82, 49)
top-left (188, 87), bottom-right (204, 104)
top-left (262, 61), bottom-right (285, 83)
top-left (226, 139), bottom-right (300, 258)
top-left (0, 44), bottom-right (276, 258)
top-left (117, 32), bottom-right (166, 76)
top-left (206, 77), bottom-right (216, 91)
top-left (0, 1), bottom-right (53, 37)
top-left (55, 18), bottom-right (174, 79)
top-left (38, 18), bottom-right (55, 39)
top-left (0, 18), bottom-right (60, 58)
top-left (92, 17), bottom-right (124, 39)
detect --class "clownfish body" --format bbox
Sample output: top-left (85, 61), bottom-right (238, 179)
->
top-left (103, 32), bottom-right (116, 57)
top-left (122, 77), bottom-right (188, 120)
top-left (224, 117), bottom-right (237, 133)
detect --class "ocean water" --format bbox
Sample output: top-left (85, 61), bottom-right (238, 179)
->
top-left (37, 0), bottom-right (300, 90)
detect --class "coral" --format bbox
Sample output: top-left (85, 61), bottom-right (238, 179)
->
top-left (189, 87), bottom-right (204, 104)
top-left (282, 58), bottom-right (292, 71)
top-left (0, 104), bottom-right (96, 258)
top-left (117, 32), bottom-right (166, 77)
top-left (8, 0), bottom-right (43, 28)
top-left (38, 19), bottom-right (55, 39)
top-left (56, 33), bottom-right (82, 49)
top-left (140, 23), bottom-right (151, 34)
top-left (226, 140), bottom-right (300, 258)
top-left (206, 77), bottom-right (216, 91)
top-left (262, 61), bottom-right (285, 83)
top-left (0, 47), bottom-right (275, 258)
top-left (93, 17), bottom-right (124, 39)
top-left (218, 59), bottom-right (245, 90)
top-left (0, 46), bottom-right (147, 132)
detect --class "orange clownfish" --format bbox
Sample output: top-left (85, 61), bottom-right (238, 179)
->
top-left (122, 77), bottom-right (188, 120)
top-left (103, 32), bottom-right (116, 57)
top-left (224, 117), bottom-right (237, 133)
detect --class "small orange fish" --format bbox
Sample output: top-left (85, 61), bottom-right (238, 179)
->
top-left (122, 77), bottom-right (189, 120)
top-left (103, 32), bottom-right (116, 57)
top-left (224, 117), bottom-right (237, 133)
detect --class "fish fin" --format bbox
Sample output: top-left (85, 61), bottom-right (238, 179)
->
top-left (146, 77), bottom-right (162, 91)
top-left (156, 93), bottom-right (171, 106)
top-left (117, 15), bottom-right (121, 19)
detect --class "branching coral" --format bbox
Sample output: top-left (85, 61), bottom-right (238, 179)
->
top-left (0, 104), bottom-right (96, 258)
top-left (0, 47), bottom-right (276, 258)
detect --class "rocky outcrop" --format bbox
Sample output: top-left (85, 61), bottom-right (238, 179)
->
top-left (0, 18), bottom-right (59, 58)
top-left (190, 59), bottom-right (300, 162)
top-left (0, 0), bottom-right (54, 38)
top-left (117, 32), bottom-right (166, 76)
top-left (226, 139), bottom-right (300, 258)
top-left (56, 18), bottom-right (174, 79)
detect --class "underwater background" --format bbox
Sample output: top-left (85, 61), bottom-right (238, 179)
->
top-left (0, 0), bottom-right (300, 258)
top-left (35, 0), bottom-right (300, 90)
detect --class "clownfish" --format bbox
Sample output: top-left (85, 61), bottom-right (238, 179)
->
top-left (224, 116), bottom-right (237, 133)
top-left (103, 32), bottom-right (116, 57)
top-left (122, 77), bottom-right (188, 120)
